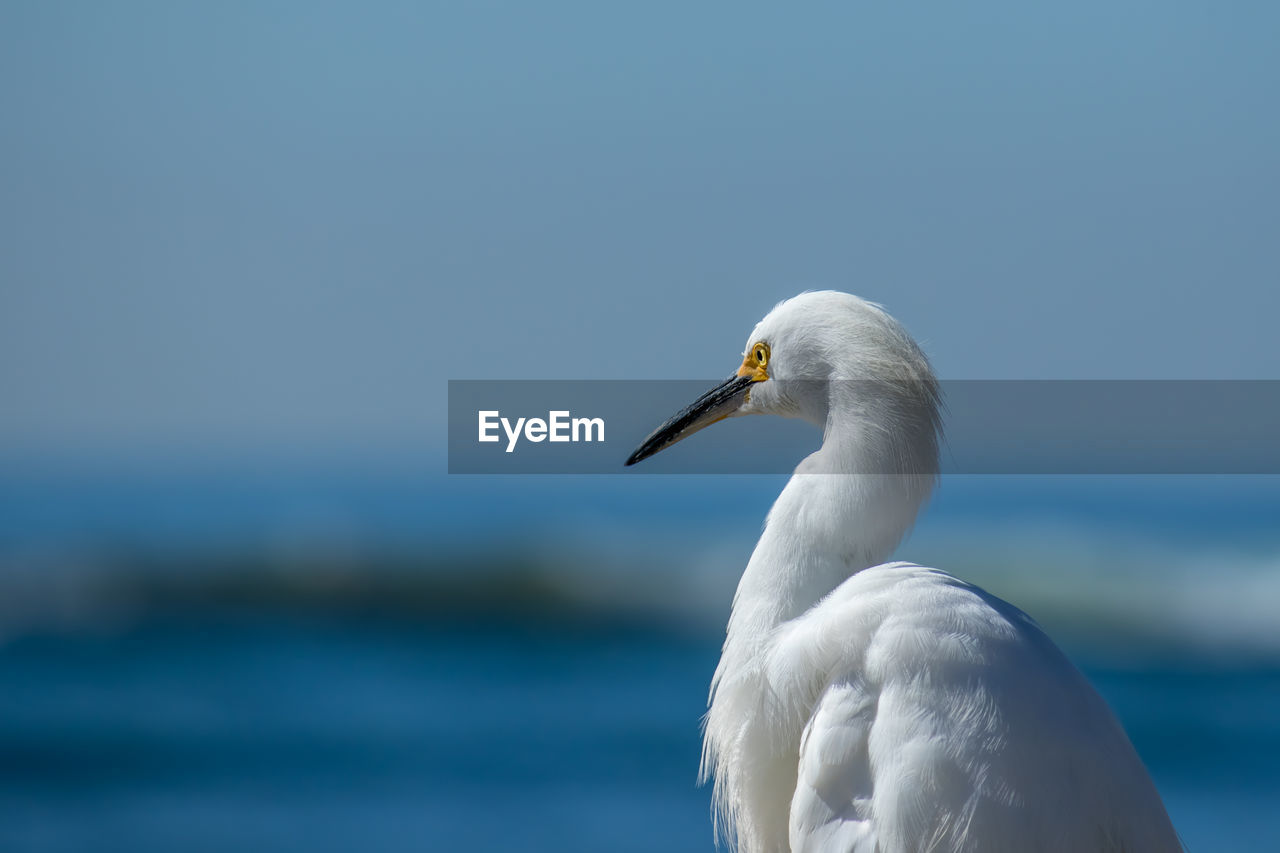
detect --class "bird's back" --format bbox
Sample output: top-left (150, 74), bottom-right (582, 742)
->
top-left (707, 562), bottom-right (1181, 853)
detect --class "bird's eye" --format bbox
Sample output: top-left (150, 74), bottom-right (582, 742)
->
top-left (754, 343), bottom-right (770, 366)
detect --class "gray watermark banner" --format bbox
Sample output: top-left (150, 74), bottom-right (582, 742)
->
top-left (448, 380), bottom-right (1280, 474)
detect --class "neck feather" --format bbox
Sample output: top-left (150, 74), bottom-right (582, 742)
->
top-left (727, 386), bottom-right (939, 638)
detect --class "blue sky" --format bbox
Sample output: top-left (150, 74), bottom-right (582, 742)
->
top-left (3, 2), bottom-right (1278, 459)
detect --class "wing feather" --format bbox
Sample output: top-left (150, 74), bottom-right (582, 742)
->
top-left (790, 680), bottom-right (878, 852)
top-left (780, 564), bottom-right (1182, 853)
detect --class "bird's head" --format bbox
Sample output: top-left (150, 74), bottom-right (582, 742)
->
top-left (626, 291), bottom-right (941, 468)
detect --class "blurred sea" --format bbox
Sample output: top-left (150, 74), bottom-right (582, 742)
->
top-left (0, 468), bottom-right (1277, 852)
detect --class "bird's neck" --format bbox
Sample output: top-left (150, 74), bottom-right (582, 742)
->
top-left (726, 408), bottom-right (936, 640)
top-left (704, 386), bottom-right (940, 851)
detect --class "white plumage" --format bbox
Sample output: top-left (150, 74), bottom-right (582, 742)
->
top-left (626, 292), bottom-right (1180, 852)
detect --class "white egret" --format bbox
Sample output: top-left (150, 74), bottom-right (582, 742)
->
top-left (626, 292), bottom-right (1180, 853)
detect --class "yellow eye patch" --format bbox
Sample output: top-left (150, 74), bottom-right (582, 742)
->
top-left (737, 341), bottom-right (770, 381)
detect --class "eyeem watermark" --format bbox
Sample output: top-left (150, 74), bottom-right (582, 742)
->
top-left (478, 410), bottom-right (605, 452)
top-left (450, 379), bottom-right (1280, 474)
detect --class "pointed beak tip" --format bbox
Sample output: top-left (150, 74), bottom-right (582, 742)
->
top-left (624, 443), bottom-right (655, 467)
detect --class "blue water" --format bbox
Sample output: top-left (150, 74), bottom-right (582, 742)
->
top-left (4, 467), bottom-right (1280, 552)
top-left (1, 470), bottom-right (1277, 849)
top-left (0, 613), bottom-right (1275, 852)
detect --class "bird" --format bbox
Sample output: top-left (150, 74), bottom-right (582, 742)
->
top-left (625, 292), bottom-right (1181, 853)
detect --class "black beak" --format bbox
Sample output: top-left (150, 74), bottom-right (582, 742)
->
top-left (625, 374), bottom-right (754, 466)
